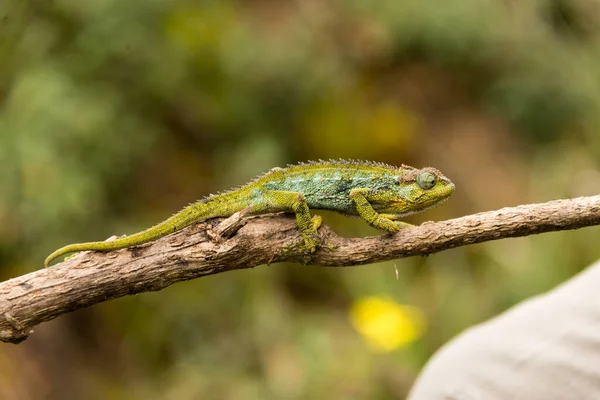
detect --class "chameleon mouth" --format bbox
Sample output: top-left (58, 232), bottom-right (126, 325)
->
top-left (442, 182), bottom-right (456, 198)
top-left (394, 196), bottom-right (451, 218)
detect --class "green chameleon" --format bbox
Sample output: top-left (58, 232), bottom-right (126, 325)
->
top-left (45, 160), bottom-right (455, 267)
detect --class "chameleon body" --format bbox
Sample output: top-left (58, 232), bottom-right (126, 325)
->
top-left (44, 160), bottom-right (455, 266)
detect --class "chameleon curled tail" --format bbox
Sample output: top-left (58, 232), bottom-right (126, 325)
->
top-left (45, 160), bottom-right (454, 267)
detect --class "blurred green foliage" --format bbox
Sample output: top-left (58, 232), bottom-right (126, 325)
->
top-left (2, 0), bottom-right (600, 398)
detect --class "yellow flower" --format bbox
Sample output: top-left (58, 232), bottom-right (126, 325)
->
top-left (350, 296), bottom-right (426, 352)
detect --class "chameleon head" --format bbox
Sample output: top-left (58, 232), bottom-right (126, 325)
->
top-left (378, 166), bottom-right (455, 217)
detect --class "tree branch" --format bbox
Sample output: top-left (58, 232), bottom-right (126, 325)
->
top-left (2, 195), bottom-right (600, 344)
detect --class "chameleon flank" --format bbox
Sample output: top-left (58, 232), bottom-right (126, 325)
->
top-left (44, 160), bottom-right (455, 266)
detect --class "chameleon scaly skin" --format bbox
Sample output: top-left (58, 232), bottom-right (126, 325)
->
top-left (44, 160), bottom-right (455, 266)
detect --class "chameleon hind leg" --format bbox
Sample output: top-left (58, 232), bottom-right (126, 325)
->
top-left (349, 188), bottom-right (412, 232)
top-left (256, 190), bottom-right (322, 253)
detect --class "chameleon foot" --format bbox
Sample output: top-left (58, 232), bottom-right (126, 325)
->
top-left (300, 214), bottom-right (323, 253)
top-left (378, 214), bottom-right (414, 231)
top-left (311, 214), bottom-right (323, 230)
top-left (372, 216), bottom-right (402, 233)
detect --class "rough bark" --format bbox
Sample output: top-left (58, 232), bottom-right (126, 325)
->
top-left (2, 195), bottom-right (600, 344)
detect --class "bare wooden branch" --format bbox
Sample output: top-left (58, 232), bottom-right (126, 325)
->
top-left (2, 195), bottom-right (600, 344)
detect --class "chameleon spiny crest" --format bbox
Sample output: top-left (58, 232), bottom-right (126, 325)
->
top-left (45, 160), bottom-right (455, 266)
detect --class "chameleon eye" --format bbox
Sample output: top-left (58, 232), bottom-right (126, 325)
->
top-left (417, 171), bottom-right (436, 190)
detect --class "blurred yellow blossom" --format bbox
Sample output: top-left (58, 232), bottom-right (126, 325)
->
top-left (350, 296), bottom-right (426, 352)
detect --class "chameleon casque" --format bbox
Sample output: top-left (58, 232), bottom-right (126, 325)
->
top-left (45, 160), bottom-right (455, 266)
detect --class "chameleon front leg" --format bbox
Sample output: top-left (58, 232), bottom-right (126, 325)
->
top-left (258, 190), bottom-right (322, 252)
top-left (349, 188), bottom-right (410, 233)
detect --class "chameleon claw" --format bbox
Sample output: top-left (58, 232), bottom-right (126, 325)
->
top-left (304, 215), bottom-right (323, 252)
top-left (373, 216), bottom-right (402, 233)
top-left (311, 214), bottom-right (323, 230)
top-left (298, 216), bottom-right (323, 254)
top-left (302, 239), bottom-right (320, 254)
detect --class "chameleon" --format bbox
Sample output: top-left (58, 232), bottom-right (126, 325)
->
top-left (44, 160), bottom-right (455, 267)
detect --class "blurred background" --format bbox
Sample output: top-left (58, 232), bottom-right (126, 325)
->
top-left (2, 0), bottom-right (600, 398)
